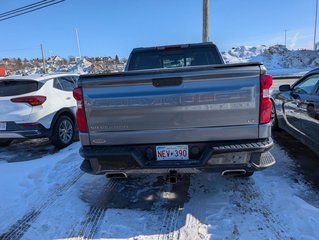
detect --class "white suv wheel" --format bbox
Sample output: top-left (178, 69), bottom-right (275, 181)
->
top-left (52, 116), bottom-right (74, 148)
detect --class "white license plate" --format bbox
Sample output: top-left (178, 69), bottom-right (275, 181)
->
top-left (0, 122), bottom-right (6, 131)
top-left (156, 145), bottom-right (189, 160)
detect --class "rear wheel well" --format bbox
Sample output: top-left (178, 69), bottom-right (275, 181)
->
top-left (50, 109), bottom-right (76, 134)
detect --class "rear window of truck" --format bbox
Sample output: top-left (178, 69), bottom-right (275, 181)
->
top-left (128, 46), bottom-right (223, 71)
top-left (0, 80), bottom-right (42, 97)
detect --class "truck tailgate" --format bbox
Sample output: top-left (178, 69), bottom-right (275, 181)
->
top-left (80, 64), bottom-right (262, 145)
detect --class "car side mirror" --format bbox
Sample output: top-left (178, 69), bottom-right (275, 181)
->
top-left (279, 84), bottom-right (291, 92)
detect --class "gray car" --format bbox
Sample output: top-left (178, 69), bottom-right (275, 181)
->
top-left (271, 68), bottom-right (319, 155)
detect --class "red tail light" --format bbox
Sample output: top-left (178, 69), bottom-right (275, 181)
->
top-left (11, 96), bottom-right (46, 106)
top-left (260, 74), bottom-right (273, 124)
top-left (73, 87), bottom-right (88, 132)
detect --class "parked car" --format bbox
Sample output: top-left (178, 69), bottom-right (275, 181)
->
top-left (75, 42), bottom-right (275, 182)
top-left (271, 68), bottom-right (319, 155)
top-left (0, 73), bottom-right (79, 148)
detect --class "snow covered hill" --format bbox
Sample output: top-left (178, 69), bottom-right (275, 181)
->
top-left (221, 45), bottom-right (318, 75)
top-left (1, 45), bottom-right (318, 76)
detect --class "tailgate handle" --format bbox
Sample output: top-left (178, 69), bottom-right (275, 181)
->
top-left (152, 77), bottom-right (183, 87)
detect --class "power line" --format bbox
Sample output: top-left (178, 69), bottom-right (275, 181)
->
top-left (0, 0), bottom-right (65, 22)
top-left (0, 0), bottom-right (55, 18)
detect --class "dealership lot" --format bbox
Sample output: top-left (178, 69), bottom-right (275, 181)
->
top-left (0, 78), bottom-right (318, 240)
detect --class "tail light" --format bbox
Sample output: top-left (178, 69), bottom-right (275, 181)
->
top-left (11, 96), bottom-right (46, 106)
top-left (260, 74), bottom-right (273, 124)
top-left (73, 87), bottom-right (88, 132)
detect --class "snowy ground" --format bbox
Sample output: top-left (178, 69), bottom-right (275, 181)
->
top-left (0, 81), bottom-right (319, 240)
top-left (0, 131), bottom-right (319, 240)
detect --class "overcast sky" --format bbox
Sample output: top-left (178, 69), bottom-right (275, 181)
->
top-left (0, 0), bottom-right (316, 58)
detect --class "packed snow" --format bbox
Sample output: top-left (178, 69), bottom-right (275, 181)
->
top-left (0, 135), bottom-right (319, 240)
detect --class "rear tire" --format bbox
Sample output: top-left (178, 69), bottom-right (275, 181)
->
top-left (0, 139), bottom-right (13, 147)
top-left (51, 116), bottom-right (75, 149)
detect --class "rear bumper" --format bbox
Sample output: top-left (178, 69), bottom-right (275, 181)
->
top-left (80, 138), bottom-right (275, 175)
top-left (0, 122), bottom-right (50, 139)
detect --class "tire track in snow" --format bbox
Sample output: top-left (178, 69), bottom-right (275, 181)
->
top-left (0, 170), bottom-right (84, 240)
top-left (157, 206), bottom-right (181, 240)
top-left (230, 177), bottom-right (290, 239)
top-left (66, 179), bottom-right (120, 240)
top-left (173, 174), bottom-right (289, 240)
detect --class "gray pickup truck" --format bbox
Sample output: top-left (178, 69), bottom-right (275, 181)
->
top-left (73, 42), bottom-right (275, 183)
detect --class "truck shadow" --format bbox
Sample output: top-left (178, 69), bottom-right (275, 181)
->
top-left (80, 174), bottom-right (191, 211)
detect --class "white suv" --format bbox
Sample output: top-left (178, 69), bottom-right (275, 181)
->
top-left (0, 73), bottom-right (79, 148)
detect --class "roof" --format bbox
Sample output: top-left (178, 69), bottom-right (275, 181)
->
top-left (0, 73), bottom-right (79, 82)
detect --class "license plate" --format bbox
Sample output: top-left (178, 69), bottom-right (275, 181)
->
top-left (156, 145), bottom-right (189, 160)
top-left (0, 122), bottom-right (6, 131)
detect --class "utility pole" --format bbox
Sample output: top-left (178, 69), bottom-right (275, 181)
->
top-left (284, 30), bottom-right (287, 47)
top-left (203, 0), bottom-right (209, 42)
top-left (40, 44), bottom-right (46, 74)
top-left (75, 28), bottom-right (82, 59)
top-left (314, 0), bottom-right (318, 50)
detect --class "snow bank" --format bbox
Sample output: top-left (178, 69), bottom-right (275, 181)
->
top-left (222, 45), bottom-right (318, 75)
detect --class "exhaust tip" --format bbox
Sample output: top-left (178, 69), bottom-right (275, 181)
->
top-left (106, 173), bottom-right (128, 179)
top-left (221, 169), bottom-right (246, 176)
